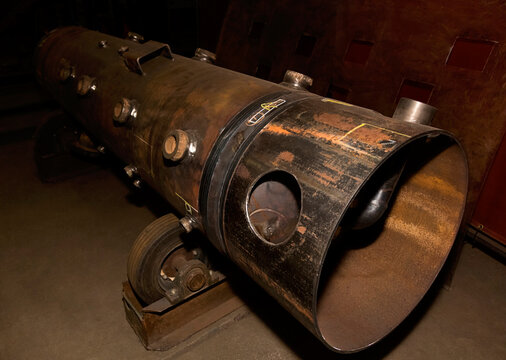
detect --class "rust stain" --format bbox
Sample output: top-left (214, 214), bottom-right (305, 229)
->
top-left (172, 107), bottom-right (185, 120)
top-left (411, 173), bottom-right (464, 199)
top-left (278, 151), bottom-right (295, 162)
top-left (339, 142), bottom-right (382, 160)
top-left (264, 124), bottom-right (293, 136)
top-left (313, 112), bottom-right (343, 127)
top-left (313, 170), bottom-right (336, 186)
top-left (303, 128), bottom-right (340, 144)
top-left (235, 163), bottom-right (251, 179)
top-left (297, 225), bottom-right (307, 234)
top-left (274, 151), bottom-right (295, 166)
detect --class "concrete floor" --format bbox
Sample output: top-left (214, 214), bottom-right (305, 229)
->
top-left (1, 138), bottom-right (505, 359)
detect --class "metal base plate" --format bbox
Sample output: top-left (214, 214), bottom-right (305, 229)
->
top-left (122, 281), bottom-right (245, 351)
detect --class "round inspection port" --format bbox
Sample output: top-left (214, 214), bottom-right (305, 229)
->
top-left (247, 170), bottom-right (302, 245)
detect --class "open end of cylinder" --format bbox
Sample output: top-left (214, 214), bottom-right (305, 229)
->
top-left (316, 135), bottom-right (467, 352)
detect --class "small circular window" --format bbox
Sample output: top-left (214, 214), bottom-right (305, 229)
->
top-left (247, 170), bottom-right (302, 245)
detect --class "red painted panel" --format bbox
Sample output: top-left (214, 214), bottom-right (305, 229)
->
top-left (446, 38), bottom-right (496, 71)
top-left (397, 79), bottom-right (434, 104)
top-left (344, 40), bottom-right (373, 65)
top-left (216, 0), bottom-right (506, 211)
top-left (249, 21), bottom-right (265, 41)
top-left (472, 132), bottom-right (506, 245)
top-left (295, 34), bottom-right (317, 57)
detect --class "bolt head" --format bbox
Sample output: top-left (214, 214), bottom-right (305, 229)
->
top-left (127, 32), bottom-right (144, 43)
top-left (162, 130), bottom-right (190, 162)
top-left (58, 65), bottom-right (74, 82)
top-left (124, 164), bottom-right (137, 178)
top-left (180, 217), bottom-right (194, 233)
top-left (117, 46), bottom-right (129, 54)
top-left (58, 59), bottom-right (74, 82)
top-left (133, 179), bottom-right (142, 188)
top-left (76, 75), bottom-right (96, 96)
top-left (186, 268), bottom-right (206, 292)
top-left (193, 48), bottom-right (216, 64)
top-left (113, 98), bottom-right (134, 124)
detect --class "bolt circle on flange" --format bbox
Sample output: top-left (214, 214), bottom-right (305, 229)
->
top-left (162, 130), bottom-right (190, 162)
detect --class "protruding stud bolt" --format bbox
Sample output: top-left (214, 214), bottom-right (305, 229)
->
top-left (58, 60), bottom-right (75, 82)
top-left (193, 48), bottom-right (216, 64)
top-left (117, 46), bottom-right (129, 54)
top-left (76, 75), bottom-right (97, 96)
top-left (124, 164), bottom-right (138, 178)
top-left (168, 288), bottom-right (178, 297)
top-left (127, 32), bottom-right (144, 43)
top-left (180, 216), bottom-right (194, 233)
top-left (185, 268), bottom-right (206, 292)
top-left (162, 130), bottom-right (190, 162)
top-left (113, 98), bottom-right (137, 125)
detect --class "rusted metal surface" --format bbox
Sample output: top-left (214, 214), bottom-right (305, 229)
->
top-left (35, 27), bottom-right (286, 234)
top-left (222, 101), bottom-right (467, 351)
top-left (36, 28), bottom-right (468, 353)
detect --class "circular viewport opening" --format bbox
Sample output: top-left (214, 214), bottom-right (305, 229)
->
top-left (247, 170), bottom-right (302, 245)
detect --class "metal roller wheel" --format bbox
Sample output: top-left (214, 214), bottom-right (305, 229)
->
top-left (127, 213), bottom-right (187, 304)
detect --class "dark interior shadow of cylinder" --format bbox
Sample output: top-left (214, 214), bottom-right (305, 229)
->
top-left (348, 98), bottom-right (437, 231)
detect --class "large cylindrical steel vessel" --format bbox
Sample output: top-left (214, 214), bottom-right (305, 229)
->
top-left (35, 27), bottom-right (468, 352)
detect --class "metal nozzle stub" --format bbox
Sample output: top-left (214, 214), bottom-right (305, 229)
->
top-left (162, 130), bottom-right (190, 162)
top-left (281, 70), bottom-right (313, 91)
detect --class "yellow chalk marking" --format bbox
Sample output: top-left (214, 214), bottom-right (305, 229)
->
top-left (337, 123), bottom-right (410, 142)
top-left (322, 98), bottom-right (353, 106)
top-left (335, 123), bottom-right (410, 159)
top-left (247, 99), bottom-right (286, 126)
top-left (337, 123), bottom-right (367, 142)
top-left (261, 102), bottom-right (279, 111)
top-left (175, 192), bottom-right (198, 215)
top-left (364, 123), bottom-right (411, 138)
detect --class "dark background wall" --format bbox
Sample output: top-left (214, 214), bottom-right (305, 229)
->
top-left (216, 0), bottom-right (506, 218)
top-left (1, 0), bottom-right (505, 240)
top-left (0, 0), bottom-right (229, 136)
